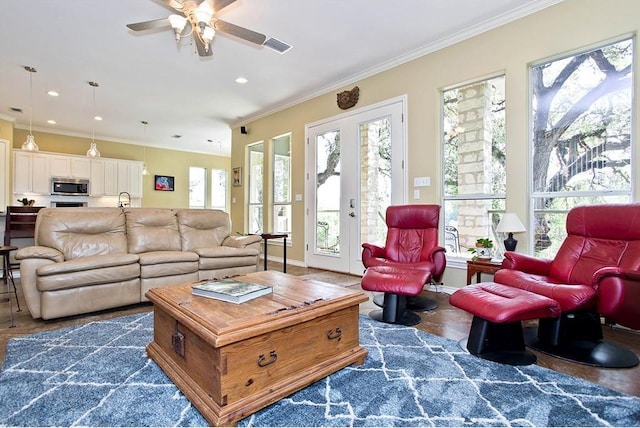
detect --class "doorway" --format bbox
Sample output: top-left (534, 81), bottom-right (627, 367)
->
top-left (305, 97), bottom-right (406, 274)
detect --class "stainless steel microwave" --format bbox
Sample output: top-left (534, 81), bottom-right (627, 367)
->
top-left (51, 177), bottom-right (90, 196)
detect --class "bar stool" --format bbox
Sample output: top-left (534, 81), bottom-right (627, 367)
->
top-left (0, 245), bottom-right (18, 327)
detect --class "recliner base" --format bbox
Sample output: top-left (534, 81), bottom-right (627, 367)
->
top-left (373, 293), bottom-right (438, 311)
top-left (524, 327), bottom-right (639, 368)
top-left (462, 316), bottom-right (537, 366)
top-left (368, 293), bottom-right (421, 326)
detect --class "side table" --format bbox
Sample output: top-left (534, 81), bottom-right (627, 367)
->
top-left (260, 233), bottom-right (288, 273)
top-left (466, 259), bottom-right (503, 285)
top-left (0, 245), bottom-right (19, 327)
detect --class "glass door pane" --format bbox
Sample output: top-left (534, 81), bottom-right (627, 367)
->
top-left (314, 130), bottom-right (341, 255)
top-left (359, 116), bottom-right (392, 247)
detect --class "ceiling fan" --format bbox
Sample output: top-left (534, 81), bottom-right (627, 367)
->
top-left (126, 0), bottom-right (290, 56)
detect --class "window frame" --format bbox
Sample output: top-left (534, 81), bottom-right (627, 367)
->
top-left (528, 36), bottom-right (634, 257)
top-left (440, 74), bottom-right (507, 266)
top-left (271, 133), bottom-right (292, 240)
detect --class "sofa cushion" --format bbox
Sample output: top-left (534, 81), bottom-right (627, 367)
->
top-left (177, 209), bottom-right (231, 250)
top-left (35, 208), bottom-right (128, 260)
top-left (125, 208), bottom-right (181, 254)
top-left (36, 254), bottom-right (140, 291)
top-left (138, 250), bottom-right (199, 278)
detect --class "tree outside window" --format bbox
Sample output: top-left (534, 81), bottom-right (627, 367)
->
top-left (530, 38), bottom-right (633, 257)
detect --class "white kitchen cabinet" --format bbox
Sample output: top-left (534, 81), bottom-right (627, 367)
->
top-left (49, 155), bottom-right (70, 178)
top-left (70, 157), bottom-right (91, 178)
top-left (103, 159), bottom-right (119, 196)
top-left (116, 160), bottom-right (143, 198)
top-left (89, 158), bottom-right (105, 196)
top-left (13, 151), bottom-right (50, 195)
top-left (128, 161), bottom-right (143, 198)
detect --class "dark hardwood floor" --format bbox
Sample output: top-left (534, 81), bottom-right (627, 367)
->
top-left (1, 261), bottom-right (639, 398)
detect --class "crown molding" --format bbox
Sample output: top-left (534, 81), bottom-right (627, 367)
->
top-left (231, 0), bottom-right (565, 129)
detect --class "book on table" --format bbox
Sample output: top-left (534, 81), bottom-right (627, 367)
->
top-left (192, 279), bottom-right (273, 303)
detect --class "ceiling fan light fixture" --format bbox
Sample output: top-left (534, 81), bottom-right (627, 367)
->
top-left (202, 25), bottom-right (215, 43)
top-left (168, 14), bottom-right (188, 41)
top-left (194, 1), bottom-right (214, 26)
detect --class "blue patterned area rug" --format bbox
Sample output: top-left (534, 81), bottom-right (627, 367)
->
top-left (0, 312), bottom-right (638, 427)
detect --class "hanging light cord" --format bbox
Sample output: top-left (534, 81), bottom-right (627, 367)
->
top-left (89, 81), bottom-right (99, 142)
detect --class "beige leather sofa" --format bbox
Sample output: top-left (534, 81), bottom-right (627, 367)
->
top-left (16, 207), bottom-right (263, 320)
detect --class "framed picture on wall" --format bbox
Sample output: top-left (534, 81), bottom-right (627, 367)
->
top-left (232, 167), bottom-right (242, 187)
top-left (155, 175), bottom-right (174, 191)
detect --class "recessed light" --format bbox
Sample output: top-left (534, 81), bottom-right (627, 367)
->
top-left (235, 77), bottom-right (248, 84)
top-left (172, 134), bottom-right (182, 139)
top-left (47, 90), bottom-right (59, 97)
top-left (9, 107), bottom-right (22, 113)
top-left (47, 119), bottom-right (56, 124)
top-left (94, 116), bottom-right (103, 121)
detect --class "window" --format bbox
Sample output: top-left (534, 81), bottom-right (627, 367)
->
top-left (247, 142), bottom-right (264, 234)
top-left (272, 133), bottom-right (291, 238)
top-left (189, 166), bottom-right (206, 208)
top-left (211, 168), bottom-right (227, 211)
top-left (530, 38), bottom-right (633, 258)
top-left (442, 75), bottom-right (506, 259)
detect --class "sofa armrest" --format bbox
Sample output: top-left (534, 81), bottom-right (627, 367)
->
top-left (501, 251), bottom-right (553, 276)
top-left (15, 246), bottom-right (64, 263)
top-left (222, 234), bottom-right (263, 249)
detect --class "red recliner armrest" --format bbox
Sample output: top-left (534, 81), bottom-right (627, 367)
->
top-left (594, 267), bottom-right (640, 330)
top-left (362, 243), bottom-right (385, 265)
top-left (429, 246), bottom-right (447, 283)
top-left (502, 251), bottom-right (553, 276)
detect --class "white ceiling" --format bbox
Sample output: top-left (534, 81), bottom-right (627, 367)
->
top-left (0, 0), bottom-right (561, 157)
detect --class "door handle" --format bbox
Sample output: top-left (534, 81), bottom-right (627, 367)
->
top-left (349, 212), bottom-right (356, 217)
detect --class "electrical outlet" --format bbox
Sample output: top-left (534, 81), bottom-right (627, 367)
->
top-left (414, 189), bottom-right (420, 199)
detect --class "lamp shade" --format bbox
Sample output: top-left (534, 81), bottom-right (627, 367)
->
top-left (496, 213), bottom-right (526, 233)
top-left (496, 213), bottom-right (526, 252)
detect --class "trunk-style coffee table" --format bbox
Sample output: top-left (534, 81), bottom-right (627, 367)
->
top-left (145, 270), bottom-right (368, 426)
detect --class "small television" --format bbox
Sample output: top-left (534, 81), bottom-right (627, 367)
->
top-left (154, 175), bottom-right (174, 191)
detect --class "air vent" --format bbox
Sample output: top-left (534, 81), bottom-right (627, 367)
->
top-left (9, 107), bottom-right (23, 113)
top-left (264, 37), bottom-right (292, 54)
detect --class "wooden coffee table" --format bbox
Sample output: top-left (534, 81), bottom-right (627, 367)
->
top-left (145, 270), bottom-right (368, 426)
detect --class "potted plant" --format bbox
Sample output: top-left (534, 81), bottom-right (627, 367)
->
top-left (468, 238), bottom-right (493, 260)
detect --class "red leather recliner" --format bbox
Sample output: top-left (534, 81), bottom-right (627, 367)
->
top-left (494, 204), bottom-right (640, 368)
top-left (362, 204), bottom-right (446, 310)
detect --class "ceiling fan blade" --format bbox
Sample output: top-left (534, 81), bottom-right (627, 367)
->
top-left (153, 0), bottom-right (186, 13)
top-left (213, 19), bottom-right (267, 45)
top-left (194, 35), bottom-right (213, 57)
top-left (212, 0), bottom-right (237, 12)
top-left (126, 18), bottom-right (171, 31)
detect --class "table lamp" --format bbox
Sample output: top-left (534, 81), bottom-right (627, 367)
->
top-left (496, 213), bottom-right (526, 251)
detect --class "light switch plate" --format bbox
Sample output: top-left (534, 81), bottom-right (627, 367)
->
top-left (414, 177), bottom-right (431, 187)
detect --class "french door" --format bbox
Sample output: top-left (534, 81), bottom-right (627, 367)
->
top-left (305, 97), bottom-right (406, 275)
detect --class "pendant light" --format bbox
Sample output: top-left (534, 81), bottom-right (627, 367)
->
top-left (21, 66), bottom-right (40, 151)
top-left (86, 81), bottom-right (101, 157)
top-left (141, 120), bottom-right (150, 176)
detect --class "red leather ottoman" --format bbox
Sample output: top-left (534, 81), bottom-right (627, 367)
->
top-left (450, 282), bottom-right (561, 365)
top-left (361, 266), bottom-right (432, 326)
